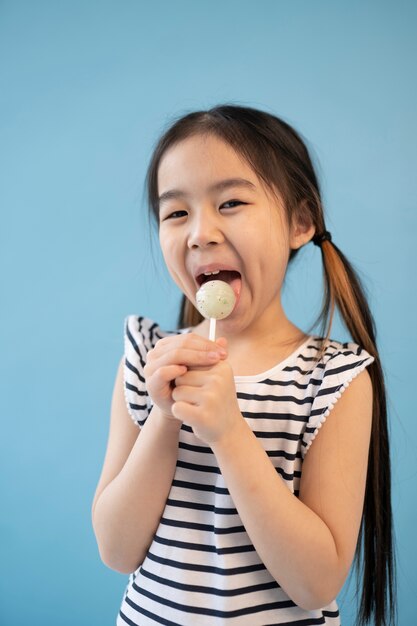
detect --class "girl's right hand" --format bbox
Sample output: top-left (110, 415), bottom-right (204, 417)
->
top-left (143, 333), bottom-right (228, 420)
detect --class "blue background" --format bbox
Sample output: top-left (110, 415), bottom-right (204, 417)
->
top-left (1, 1), bottom-right (416, 624)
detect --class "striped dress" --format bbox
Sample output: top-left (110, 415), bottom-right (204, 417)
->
top-left (117, 315), bottom-right (375, 626)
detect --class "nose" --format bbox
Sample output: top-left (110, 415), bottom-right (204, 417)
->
top-left (187, 210), bottom-right (224, 249)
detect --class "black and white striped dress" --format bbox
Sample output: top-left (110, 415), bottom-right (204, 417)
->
top-left (117, 315), bottom-right (375, 626)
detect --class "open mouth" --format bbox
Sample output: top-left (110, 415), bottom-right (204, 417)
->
top-left (195, 270), bottom-right (242, 311)
top-left (196, 269), bottom-right (241, 287)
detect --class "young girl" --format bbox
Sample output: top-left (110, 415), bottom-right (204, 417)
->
top-left (92, 104), bottom-right (396, 626)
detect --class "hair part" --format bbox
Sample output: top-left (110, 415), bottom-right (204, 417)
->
top-left (145, 103), bottom-right (397, 626)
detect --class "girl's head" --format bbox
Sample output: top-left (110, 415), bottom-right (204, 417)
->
top-left (146, 105), bottom-right (326, 329)
top-left (155, 131), bottom-right (315, 338)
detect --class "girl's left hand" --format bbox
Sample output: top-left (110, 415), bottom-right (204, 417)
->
top-left (171, 339), bottom-right (242, 445)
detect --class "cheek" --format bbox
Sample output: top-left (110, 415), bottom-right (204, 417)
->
top-left (159, 231), bottom-right (178, 264)
top-left (160, 243), bottom-right (172, 268)
top-left (159, 236), bottom-right (192, 292)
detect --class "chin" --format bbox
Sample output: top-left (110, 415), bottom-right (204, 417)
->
top-left (216, 315), bottom-right (246, 336)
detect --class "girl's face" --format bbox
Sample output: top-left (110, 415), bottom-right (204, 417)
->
top-left (157, 133), bottom-right (313, 337)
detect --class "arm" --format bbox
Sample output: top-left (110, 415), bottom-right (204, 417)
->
top-left (210, 368), bottom-right (373, 610)
top-left (91, 357), bottom-right (181, 574)
top-left (92, 335), bottom-right (227, 574)
top-left (172, 356), bottom-right (373, 610)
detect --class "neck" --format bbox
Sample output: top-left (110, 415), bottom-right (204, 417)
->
top-left (193, 298), bottom-right (307, 351)
top-left (191, 300), bottom-right (310, 377)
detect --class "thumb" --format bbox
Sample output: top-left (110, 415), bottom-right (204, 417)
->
top-left (215, 336), bottom-right (228, 351)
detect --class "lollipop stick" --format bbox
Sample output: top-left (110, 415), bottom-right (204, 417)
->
top-left (209, 317), bottom-right (216, 341)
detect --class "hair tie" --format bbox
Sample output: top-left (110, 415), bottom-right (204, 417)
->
top-left (312, 230), bottom-right (332, 246)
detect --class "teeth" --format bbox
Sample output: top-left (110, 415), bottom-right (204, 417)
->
top-left (203, 270), bottom-right (220, 276)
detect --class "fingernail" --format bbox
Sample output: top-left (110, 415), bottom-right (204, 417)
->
top-left (217, 348), bottom-right (227, 357)
top-left (208, 351), bottom-right (221, 359)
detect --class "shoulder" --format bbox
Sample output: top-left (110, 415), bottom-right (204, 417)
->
top-left (300, 335), bottom-right (375, 458)
top-left (123, 315), bottom-right (186, 427)
top-left (296, 335), bottom-right (375, 375)
top-left (124, 315), bottom-right (189, 353)
top-left (317, 336), bottom-right (375, 385)
top-left (288, 334), bottom-right (374, 386)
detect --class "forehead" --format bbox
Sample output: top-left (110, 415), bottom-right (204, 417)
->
top-left (157, 134), bottom-right (260, 190)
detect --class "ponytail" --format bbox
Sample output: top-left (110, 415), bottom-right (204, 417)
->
top-left (311, 237), bottom-right (397, 626)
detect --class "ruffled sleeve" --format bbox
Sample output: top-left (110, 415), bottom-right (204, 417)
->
top-left (301, 341), bottom-right (375, 459)
top-left (123, 315), bottom-right (156, 427)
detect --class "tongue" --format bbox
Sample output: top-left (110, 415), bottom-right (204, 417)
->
top-left (216, 270), bottom-right (242, 303)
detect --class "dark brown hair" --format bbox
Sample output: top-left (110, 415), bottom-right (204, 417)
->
top-left (145, 104), bottom-right (396, 626)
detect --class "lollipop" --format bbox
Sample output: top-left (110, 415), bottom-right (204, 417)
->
top-left (196, 279), bottom-right (236, 340)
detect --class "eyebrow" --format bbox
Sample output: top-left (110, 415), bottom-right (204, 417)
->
top-left (158, 177), bottom-right (257, 207)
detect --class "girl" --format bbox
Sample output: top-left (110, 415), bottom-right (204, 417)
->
top-left (92, 104), bottom-right (396, 626)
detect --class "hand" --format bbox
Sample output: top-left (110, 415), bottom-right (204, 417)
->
top-left (171, 340), bottom-right (243, 445)
top-left (143, 333), bottom-right (227, 420)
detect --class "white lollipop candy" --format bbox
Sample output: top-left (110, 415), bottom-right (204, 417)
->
top-left (196, 279), bottom-right (236, 340)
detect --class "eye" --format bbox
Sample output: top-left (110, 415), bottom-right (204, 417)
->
top-left (221, 199), bottom-right (245, 209)
top-left (162, 209), bottom-right (188, 221)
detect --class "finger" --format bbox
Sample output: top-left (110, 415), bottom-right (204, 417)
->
top-left (171, 385), bottom-right (202, 405)
top-left (215, 336), bottom-right (228, 350)
top-left (150, 364), bottom-right (188, 385)
top-left (154, 333), bottom-right (227, 355)
top-left (149, 346), bottom-right (224, 371)
top-left (172, 401), bottom-right (200, 422)
top-left (175, 369), bottom-right (209, 386)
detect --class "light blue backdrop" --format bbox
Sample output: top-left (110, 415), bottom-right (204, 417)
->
top-left (1, 1), bottom-right (415, 624)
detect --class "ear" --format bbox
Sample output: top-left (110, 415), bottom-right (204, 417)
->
top-left (289, 203), bottom-right (316, 250)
